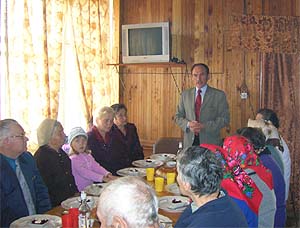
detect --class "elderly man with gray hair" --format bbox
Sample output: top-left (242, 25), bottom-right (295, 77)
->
top-left (0, 119), bottom-right (51, 227)
top-left (175, 146), bottom-right (248, 227)
top-left (97, 176), bottom-right (160, 228)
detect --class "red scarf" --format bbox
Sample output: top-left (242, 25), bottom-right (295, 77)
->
top-left (201, 143), bottom-right (262, 214)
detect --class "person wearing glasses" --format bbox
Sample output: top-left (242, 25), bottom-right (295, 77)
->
top-left (34, 119), bottom-right (78, 207)
top-left (0, 119), bottom-right (51, 227)
top-left (175, 63), bottom-right (230, 148)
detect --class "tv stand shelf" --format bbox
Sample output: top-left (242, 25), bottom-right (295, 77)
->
top-left (108, 62), bottom-right (188, 93)
top-left (107, 62), bottom-right (187, 68)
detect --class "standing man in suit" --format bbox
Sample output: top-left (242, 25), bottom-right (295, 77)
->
top-left (175, 63), bottom-right (230, 147)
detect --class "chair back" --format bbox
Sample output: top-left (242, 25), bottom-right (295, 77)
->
top-left (153, 137), bottom-right (182, 154)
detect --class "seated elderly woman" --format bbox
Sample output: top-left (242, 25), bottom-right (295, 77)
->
top-left (255, 108), bottom-right (291, 202)
top-left (201, 143), bottom-right (260, 228)
top-left (175, 146), bottom-right (247, 228)
top-left (97, 176), bottom-right (159, 228)
top-left (222, 135), bottom-right (276, 228)
top-left (34, 119), bottom-right (78, 207)
top-left (111, 103), bottom-right (144, 162)
top-left (237, 127), bottom-right (286, 227)
top-left (87, 106), bottom-right (133, 175)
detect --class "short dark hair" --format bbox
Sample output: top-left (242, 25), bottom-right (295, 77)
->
top-left (191, 63), bottom-right (209, 75)
top-left (257, 108), bottom-right (279, 128)
top-left (236, 127), bottom-right (266, 150)
top-left (111, 103), bottom-right (127, 113)
top-left (177, 146), bottom-right (223, 197)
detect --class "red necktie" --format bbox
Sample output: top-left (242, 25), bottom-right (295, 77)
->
top-left (195, 89), bottom-right (202, 122)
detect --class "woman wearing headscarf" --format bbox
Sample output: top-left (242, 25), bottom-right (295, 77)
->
top-left (222, 135), bottom-right (276, 228)
top-left (201, 143), bottom-right (260, 228)
top-left (34, 119), bottom-right (78, 207)
top-left (237, 127), bottom-right (286, 227)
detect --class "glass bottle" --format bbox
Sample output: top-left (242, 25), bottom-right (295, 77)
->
top-left (177, 142), bottom-right (183, 155)
top-left (78, 191), bottom-right (90, 228)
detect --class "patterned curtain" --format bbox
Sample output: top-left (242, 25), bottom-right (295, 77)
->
top-left (261, 53), bottom-right (300, 211)
top-left (227, 13), bottom-right (300, 211)
top-left (227, 14), bottom-right (300, 54)
top-left (0, 0), bottom-right (119, 151)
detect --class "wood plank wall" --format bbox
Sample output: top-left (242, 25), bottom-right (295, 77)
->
top-left (120, 0), bottom-right (265, 144)
top-left (119, 0), bottom-right (300, 210)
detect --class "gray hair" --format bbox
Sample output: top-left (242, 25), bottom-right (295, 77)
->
top-left (93, 106), bottom-right (115, 125)
top-left (97, 176), bottom-right (159, 228)
top-left (177, 146), bottom-right (223, 196)
top-left (0, 119), bottom-right (19, 142)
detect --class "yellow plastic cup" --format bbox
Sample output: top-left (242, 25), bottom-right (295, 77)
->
top-left (146, 168), bottom-right (155, 181)
top-left (154, 177), bottom-right (164, 192)
top-left (166, 172), bottom-right (176, 185)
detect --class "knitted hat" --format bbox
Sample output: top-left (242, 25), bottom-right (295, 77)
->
top-left (37, 119), bottom-right (59, 146)
top-left (68, 127), bottom-right (88, 145)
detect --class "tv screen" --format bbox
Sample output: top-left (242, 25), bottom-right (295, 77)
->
top-left (128, 27), bottom-right (162, 56)
top-left (122, 22), bottom-right (170, 63)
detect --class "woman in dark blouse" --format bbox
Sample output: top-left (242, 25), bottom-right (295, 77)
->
top-left (34, 119), bottom-right (78, 207)
top-left (111, 103), bottom-right (144, 162)
top-left (87, 106), bottom-right (135, 175)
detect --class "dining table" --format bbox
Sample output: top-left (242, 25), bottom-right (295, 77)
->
top-left (46, 162), bottom-right (183, 227)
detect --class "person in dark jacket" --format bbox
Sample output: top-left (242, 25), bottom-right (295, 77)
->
top-left (34, 119), bottom-right (78, 207)
top-left (237, 127), bottom-right (286, 227)
top-left (175, 146), bottom-right (247, 228)
top-left (111, 103), bottom-right (144, 162)
top-left (87, 106), bottom-right (133, 175)
top-left (0, 119), bottom-right (51, 227)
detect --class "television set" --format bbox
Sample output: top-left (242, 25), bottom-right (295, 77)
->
top-left (121, 22), bottom-right (170, 63)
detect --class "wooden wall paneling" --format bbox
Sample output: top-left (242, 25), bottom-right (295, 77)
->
top-left (193, 0), bottom-right (205, 64)
top-left (206, 0), bottom-right (224, 74)
top-left (223, 49), bottom-right (244, 133)
top-left (171, 0), bottom-right (183, 61)
top-left (244, 52), bottom-right (261, 120)
top-left (180, 0), bottom-right (195, 65)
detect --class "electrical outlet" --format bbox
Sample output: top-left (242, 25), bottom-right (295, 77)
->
top-left (240, 92), bottom-right (248, 99)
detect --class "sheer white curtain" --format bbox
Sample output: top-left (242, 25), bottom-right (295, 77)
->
top-left (58, 3), bottom-right (86, 135)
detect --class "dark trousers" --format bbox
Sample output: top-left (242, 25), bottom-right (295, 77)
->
top-left (192, 135), bottom-right (200, 146)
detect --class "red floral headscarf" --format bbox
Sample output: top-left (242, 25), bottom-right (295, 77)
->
top-left (223, 135), bottom-right (274, 190)
top-left (201, 143), bottom-right (263, 214)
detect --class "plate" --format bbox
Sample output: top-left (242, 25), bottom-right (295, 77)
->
top-left (158, 214), bottom-right (173, 228)
top-left (150, 153), bottom-right (176, 162)
top-left (61, 196), bottom-right (98, 209)
top-left (84, 183), bottom-right (107, 196)
top-left (158, 196), bottom-right (190, 213)
top-left (165, 160), bottom-right (176, 168)
top-left (165, 183), bottom-right (181, 195)
top-left (116, 167), bottom-right (146, 177)
top-left (10, 214), bottom-right (61, 228)
top-left (132, 159), bottom-right (164, 168)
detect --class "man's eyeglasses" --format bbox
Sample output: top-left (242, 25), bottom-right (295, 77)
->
top-left (9, 134), bottom-right (27, 139)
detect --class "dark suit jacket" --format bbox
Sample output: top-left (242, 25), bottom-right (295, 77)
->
top-left (34, 146), bottom-right (78, 207)
top-left (175, 85), bottom-right (230, 147)
top-left (0, 152), bottom-right (51, 227)
top-left (112, 123), bottom-right (144, 162)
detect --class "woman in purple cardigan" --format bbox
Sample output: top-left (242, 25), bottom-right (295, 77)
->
top-left (111, 103), bottom-right (144, 162)
top-left (87, 107), bottom-right (134, 175)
